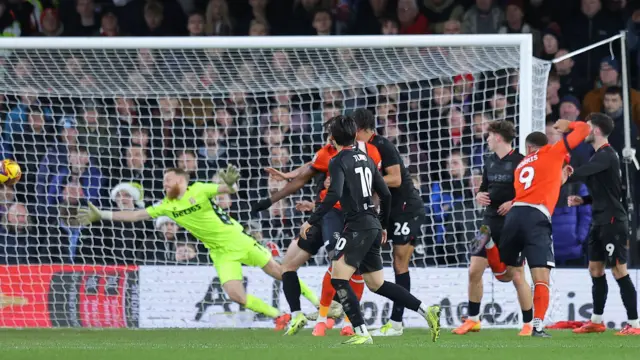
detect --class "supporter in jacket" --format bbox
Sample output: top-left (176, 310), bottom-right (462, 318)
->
top-left (421, 0), bottom-right (464, 34)
top-left (461, 0), bottom-right (504, 34)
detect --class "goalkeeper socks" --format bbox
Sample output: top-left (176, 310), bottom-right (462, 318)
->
top-left (533, 281), bottom-right (549, 331)
top-left (591, 274), bottom-right (608, 322)
top-left (616, 274), bottom-right (639, 324)
top-left (331, 278), bottom-right (365, 329)
top-left (245, 294), bottom-right (280, 318)
top-left (349, 273), bottom-right (365, 301)
top-left (282, 271), bottom-right (302, 312)
top-left (468, 301), bottom-right (481, 322)
top-left (374, 281), bottom-right (421, 313)
top-left (390, 272), bottom-right (410, 322)
top-left (484, 244), bottom-right (507, 279)
top-left (299, 278), bottom-right (319, 307)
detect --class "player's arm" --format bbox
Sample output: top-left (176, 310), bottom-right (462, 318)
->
top-left (552, 120), bottom-right (591, 154)
top-left (377, 141), bottom-right (402, 187)
top-left (476, 163), bottom-right (491, 206)
top-left (252, 165), bottom-right (318, 212)
top-left (372, 166), bottom-right (392, 229)
top-left (77, 203), bottom-right (152, 225)
top-left (568, 151), bottom-right (611, 182)
top-left (266, 162), bottom-right (311, 181)
top-left (307, 160), bottom-right (343, 226)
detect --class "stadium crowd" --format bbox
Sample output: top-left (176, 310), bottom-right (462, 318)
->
top-left (0, 0), bottom-right (639, 268)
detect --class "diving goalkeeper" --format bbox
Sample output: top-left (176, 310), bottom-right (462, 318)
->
top-left (77, 165), bottom-right (318, 327)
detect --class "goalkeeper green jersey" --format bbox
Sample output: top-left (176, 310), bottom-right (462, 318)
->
top-left (146, 182), bottom-right (253, 252)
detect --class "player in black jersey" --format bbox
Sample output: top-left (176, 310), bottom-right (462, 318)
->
top-left (351, 108), bottom-right (427, 336)
top-left (453, 121), bottom-right (534, 336)
top-left (299, 115), bottom-right (441, 345)
top-left (567, 113), bottom-right (640, 336)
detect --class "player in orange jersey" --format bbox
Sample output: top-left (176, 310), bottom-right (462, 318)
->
top-left (470, 119), bottom-right (591, 338)
top-left (251, 116), bottom-right (382, 336)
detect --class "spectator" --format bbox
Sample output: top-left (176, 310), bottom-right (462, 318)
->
top-left (601, 86), bottom-right (639, 160)
top-left (65, 0), bottom-right (99, 36)
top-left (558, 95), bottom-right (581, 121)
top-left (0, 203), bottom-right (33, 265)
top-left (581, 57), bottom-right (640, 128)
top-left (205, 0), bottom-right (232, 36)
top-left (47, 146), bottom-right (102, 207)
top-left (498, 0), bottom-right (541, 56)
top-left (468, 112), bottom-right (490, 169)
top-left (546, 122), bottom-right (591, 266)
top-left (4, 87), bottom-right (50, 147)
top-left (187, 12), bottom-right (205, 36)
top-left (442, 19), bottom-right (461, 34)
top-left (140, 0), bottom-right (170, 36)
top-left (248, 18), bottom-right (269, 35)
top-left (563, 0), bottom-right (622, 83)
top-left (0, 185), bottom-right (14, 217)
top-left (116, 145), bottom-right (161, 200)
top-left (397, 0), bottom-right (429, 34)
top-left (0, 0), bottom-right (21, 37)
top-left (540, 23), bottom-right (563, 61)
top-left (176, 150), bottom-right (211, 182)
top-left (97, 9), bottom-right (121, 36)
top-left (237, 0), bottom-right (275, 35)
top-left (452, 73), bottom-right (475, 113)
top-left (38, 8), bottom-right (65, 36)
top-left (197, 127), bottom-right (231, 172)
top-left (626, 6), bottom-right (640, 90)
top-left (353, 0), bottom-right (394, 35)
top-left (461, 0), bottom-right (504, 34)
top-left (155, 216), bottom-right (208, 264)
top-left (381, 18), bottom-right (399, 35)
top-left (422, 0), bottom-right (464, 34)
top-left (312, 9), bottom-right (335, 35)
top-left (553, 49), bottom-right (590, 99)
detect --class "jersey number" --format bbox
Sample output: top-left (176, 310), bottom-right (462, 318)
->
top-left (519, 166), bottom-right (535, 190)
top-left (355, 167), bottom-right (373, 197)
top-left (394, 222), bottom-right (410, 236)
top-left (606, 243), bottom-right (615, 257)
top-left (335, 237), bottom-right (347, 251)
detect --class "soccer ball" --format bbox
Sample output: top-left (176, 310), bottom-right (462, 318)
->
top-left (0, 159), bottom-right (22, 186)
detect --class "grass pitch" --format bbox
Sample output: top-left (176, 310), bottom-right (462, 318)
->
top-left (1, 328), bottom-right (638, 360)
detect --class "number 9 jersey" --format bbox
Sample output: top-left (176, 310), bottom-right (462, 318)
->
top-left (513, 121), bottom-right (591, 219)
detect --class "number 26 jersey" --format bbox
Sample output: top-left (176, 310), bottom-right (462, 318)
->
top-left (513, 121), bottom-right (591, 218)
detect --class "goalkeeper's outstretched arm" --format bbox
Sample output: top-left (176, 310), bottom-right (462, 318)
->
top-left (77, 203), bottom-right (151, 225)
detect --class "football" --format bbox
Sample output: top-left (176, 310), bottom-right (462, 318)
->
top-left (0, 159), bottom-right (22, 186)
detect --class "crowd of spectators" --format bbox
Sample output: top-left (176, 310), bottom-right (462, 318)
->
top-left (0, 0), bottom-right (639, 269)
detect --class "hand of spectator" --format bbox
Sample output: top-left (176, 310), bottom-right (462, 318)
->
top-left (381, 229), bottom-right (388, 245)
top-left (553, 119), bottom-right (573, 133)
top-left (567, 195), bottom-right (584, 207)
top-left (265, 167), bottom-right (293, 181)
top-left (633, 10), bottom-right (640, 23)
top-left (77, 202), bottom-right (101, 225)
top-left (476, 191), bottom-right (491, 206)
top-left (300, 221), bottom-right (312, 240)
top-left (295, 200), bottom-right (315, 212)
top-left (497, 201), bottom-right (513, 216)
top-left (219, 164), bottom-right (240, 186)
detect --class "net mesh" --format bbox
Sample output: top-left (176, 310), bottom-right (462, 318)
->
top-left (0, 42), bottom-right (551, 327)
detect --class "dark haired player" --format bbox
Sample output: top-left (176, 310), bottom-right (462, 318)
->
top-left (566, 113), bottom-right (640, 336)
top-left (453, 121), bottom-right (533, 336)
top-left (299, 115), bottom-right (441, 345)
top-left (75, 165), bottom-right (317, 327)
top-left (473, 119), bottom-right (590, 337)
top-left (351, 108), bottom-right (426, 336)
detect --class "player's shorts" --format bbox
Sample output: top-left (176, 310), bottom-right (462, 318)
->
top-left (387, 206), bottom-right (425, 246)
top-left (500, 206), bottom-right (555, 269)
top-left (588, 219), bottom-right (628, 266)
top-left (298, 208), bottom-right (344, 255)
top-left (474, 215), bottom-right (505, 258)
top-left (210, 235), bottom-right (272, 285)
top-left (332, 227), bottom-right (383, 274)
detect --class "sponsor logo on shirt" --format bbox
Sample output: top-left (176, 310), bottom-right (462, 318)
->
top-left (172, 204), bottom-right (202, 218)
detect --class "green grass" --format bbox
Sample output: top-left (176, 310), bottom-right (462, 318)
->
top-left (1, 329), bottom-right (638, 360)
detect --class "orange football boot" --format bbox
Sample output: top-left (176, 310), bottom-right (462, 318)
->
top-left (518, 323), bottom-right (533, 336)
top-left (312, 322), bottom-right (328, 336)
top-left (572, 321), bottom-right (606, 334)
top-left (452, 319), bottom-right (481, 335)
top-left (615, 325), bottom-right (640, 336)
top-left (340, 325), bottom-right (355, 336)
top-left (274, 313), bottom-right (291, 331)
top-left (326, 318), bottom-right (336, 329)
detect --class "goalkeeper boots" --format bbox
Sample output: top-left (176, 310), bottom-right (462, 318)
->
top-left (452, 318), bottom-right (481, 335)
top-left (284, 313), bottom-right (308, 336)
top-left (425, 305), bottom-right (442, 342)
top-left (573, 321), bottom-right (606, 334)
top-left (342, 334), bottom-right (373, 345)
top-left (371, 321), bottom-right (403, 337)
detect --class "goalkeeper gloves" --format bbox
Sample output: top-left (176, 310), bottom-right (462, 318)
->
top-left (219, 164), bottom-right (240, 187)
top-left (77, 202), bottom-right (110, 225)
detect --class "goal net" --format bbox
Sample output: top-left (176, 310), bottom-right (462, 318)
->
top-left (0, 36), bottom-right (552, 328)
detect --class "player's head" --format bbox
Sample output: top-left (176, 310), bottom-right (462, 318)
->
top-left (524, 131), bottom-right (548, 154)
top-left (585, 112), bottom-right (614, 144)
top-left (328, 115), bottom-right (357, 147)
top-left (163, 168), bottom-right (190, 199)
top-left (352, 108), bottom-right (376, 141)
top-left (486, 120), bottom-right (516, 151)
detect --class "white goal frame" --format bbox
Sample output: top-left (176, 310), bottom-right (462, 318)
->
top-left (0, 34), bottom-right (535, 152)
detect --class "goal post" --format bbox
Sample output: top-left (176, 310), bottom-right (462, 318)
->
top-left (0, 34), bottom-right (553, 329)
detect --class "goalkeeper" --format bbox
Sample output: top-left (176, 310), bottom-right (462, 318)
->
top-left (77, 165), bottom-right (318, 327)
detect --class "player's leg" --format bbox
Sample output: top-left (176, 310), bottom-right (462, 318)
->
top-left (574, 226), bottom-right (608, 334)
top-left (607, 221), bottom-right (640, 335)
top-left (452, 255), bottom-right (485, 334)
top-left (360, 229), bottom-right (440, 343)
top-left (330, 240), bottom-right (364, 344)
top-left (512, 264), bottom-right (534, 336)
top-left (479, 210), bottom-right (526, 283)
top-left (372, 213), bottom-right (421, 337)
